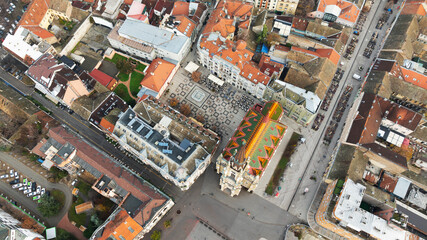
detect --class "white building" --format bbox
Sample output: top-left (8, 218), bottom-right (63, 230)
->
top-left (2, 27), bottom-right (56, 66)
top-left (333, 179), bottom-right (409, 240)
top-left (112, 99), bottom-right (220, 191)
top-left (107, 18), bottom-right (191, 64)
top-left (197, 32), bottom-right (270, 98)
top-left (0, 209), bottom-right (45, 240)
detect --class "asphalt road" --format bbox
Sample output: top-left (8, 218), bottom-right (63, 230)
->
top-left (0, 151), bottom-right (72, 227)
top-left (0, 69), bottom-right (185, 200)
top-left (284, 0), bottom-right (404, 220)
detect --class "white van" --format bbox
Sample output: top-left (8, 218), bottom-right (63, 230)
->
top-left (352, 73), bottom-right (362, 80)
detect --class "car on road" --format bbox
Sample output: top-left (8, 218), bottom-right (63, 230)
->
top-left (352, 73), bottom-right (362, 80)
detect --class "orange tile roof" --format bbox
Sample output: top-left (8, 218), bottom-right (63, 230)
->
top-left (22, 26), bottom-right (55, 39)
top-left (400, 67), bottom-right (427, 90)
top-left (241, 62), bottom-right (270, 85)
top-left (141, 58), bottom-right (176, 92)
top-left (203, 0), bottom-right (252, 36)
top-left (211, 18), bottom-right (235, 38)
top-left (200, 35), bottom-right (270, 85)
top-left (174, 15), bottom-right (196, 37)
top-left (172, 1), bottom-right (190, 15)
top-left (100, 117), bottom-right (116, 133)
top-left (401, 0), bottom-right (427, 15)
top-left (292, 46), bottom-right (340, 65)
top-left (316, 0), bottom-right (360, 23)
top-left (316, 48), bottom-right (341, 65)
top-left (18, 0), bottom-right (50, 27)
top-left (100, 210), bottom-right (143, 240)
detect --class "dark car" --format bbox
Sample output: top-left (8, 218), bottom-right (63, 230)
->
top-left (31, 182), bottom-right (37, 192)
top-left (9, 179), bottom-right (19, 185)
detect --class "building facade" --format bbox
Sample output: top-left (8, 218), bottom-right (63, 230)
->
top-left (198, 33), bottom-right (270, 98)
top-left (0, 209), bottom-right (45, 240)
top-left (112, 98), bottom-right (220, 191)
top-left (264, 80), bottom-right (321, 125)
top-left (216, 101), bottom-right (287, 196)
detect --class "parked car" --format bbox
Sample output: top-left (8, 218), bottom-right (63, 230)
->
top-left (23, 189), bottom-right (30, 194)
top-left (9, 170), bottom-right (14, 175)
top-left (71, 179), bottom-right (77, 186)
top-left (27, 192), bottom-right (35, 197)
top-left (6, 9), bottom-right (11, 14)
top-left (9, 179), bottom-right (19, 185)
top-left (36, 186), bottom-right (41, 194)
top-left (14, 172), bottom-right (19, 179)
top-left (0, 174), bottom-right (8, 179)
top-left (33, 195), bottom-right (40, 201)
top-left (41, 188), bottom-right (45, 195)
top-left (0, 25), bottom-right (4, 30)
top-left (12, 183), bottom-right (22, 189)
top-left (31, 182), bottom-right (37, 192)
top-left (5, 17), bottom-right (9, 23)
top-left (23, 178), bottom-right (27, 185)
top-left (18, 186), bottom-right (25, 191)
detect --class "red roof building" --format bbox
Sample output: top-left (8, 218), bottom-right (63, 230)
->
top-left (89, 69), bottom-right (118, 90)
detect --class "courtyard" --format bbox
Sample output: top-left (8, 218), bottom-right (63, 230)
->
top-left (103, 52), bottom-right (148, 107)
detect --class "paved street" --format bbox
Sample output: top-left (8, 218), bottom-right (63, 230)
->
top-left (250, 0), bottom-right (405, 223)
top-left (0, 151), bottom-right (72, 226)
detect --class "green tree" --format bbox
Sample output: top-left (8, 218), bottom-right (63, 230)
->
top-left (163, 219), bottom-right (171, 228)
top-left (257, 25), bottom-right (268, 44)
top-left (150, 230), bottom-right (161, 240)
top-left (37, 195), bottom-right (60, 217)
top-left (56, 228), bottom-right (77, 240)
top-left (116, 59), bottom-right (134, 75)
top-left (90, 214), bottom-right (102, 227)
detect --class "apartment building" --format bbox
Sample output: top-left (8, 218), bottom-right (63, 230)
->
top-left (26, 54), bottom-right (95, 106)
top-left (111, 97), bottom-right (220, 191)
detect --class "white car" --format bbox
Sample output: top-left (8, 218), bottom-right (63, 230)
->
top-left (12, 184), bottom-right (20, 189)
top-left (36, 186), bottom-right (41, 194)
top-left (41, 188), bottom-right (45, 195)
top-left (27, 192), bottom-right (35, 197)
top-left (0, 25), bottom-right (4, 30)
top-left (9, 170), bottom-right (13, 175)
top-left (23, 189), bottom-right (30, 194)
top-left (0, 174), bottom-right (8, 179)
top-left (5, 18), bottom-right (9, 23)
top-left (6, 9), bottom-right (11, 14)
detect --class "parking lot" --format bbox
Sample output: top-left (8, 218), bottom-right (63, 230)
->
top-left (0, 0), bottom-right (25, 41)
top-left (0, 160), bottom-right (47, 203)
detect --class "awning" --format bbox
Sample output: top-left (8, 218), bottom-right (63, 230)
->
top-left (184, 61), bottom-right (199, 73)
top-left (208, 74), bottom-right (224, 86)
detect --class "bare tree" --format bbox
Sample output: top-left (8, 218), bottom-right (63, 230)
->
top-left (179, 104), bottom-right (192, 116)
